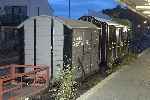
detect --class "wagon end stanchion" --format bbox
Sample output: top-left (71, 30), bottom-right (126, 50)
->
top-left (0, 79), bottom-right (3, 100)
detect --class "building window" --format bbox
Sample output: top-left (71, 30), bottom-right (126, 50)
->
top-left (4, 6), bottom-right (27, 16)
top-left (1, 6), bottom-right (28, 25)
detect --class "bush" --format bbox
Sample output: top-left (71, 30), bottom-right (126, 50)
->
top-left (121, 52), bottom-right (137, 65)
top-left (56, 65), bottom-right (78, 100)
top-left (107, 51), bottom-right (137, 74)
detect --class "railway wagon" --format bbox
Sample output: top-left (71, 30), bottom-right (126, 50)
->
top-left (17, 15), bottom-right (101, 79)
top-left (79, 16), bottom-right (129, 74)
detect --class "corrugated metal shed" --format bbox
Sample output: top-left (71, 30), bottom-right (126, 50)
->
top-left (79, 16), bottom-right (129, 75)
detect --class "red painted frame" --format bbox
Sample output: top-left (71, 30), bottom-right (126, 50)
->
top-left (0, 64), bottom-right (49, 100)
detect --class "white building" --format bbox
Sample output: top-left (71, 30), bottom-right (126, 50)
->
top-left (0, 0), bottom-right (53, 17)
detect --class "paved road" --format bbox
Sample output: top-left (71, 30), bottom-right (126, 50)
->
top-left (77, 49), bottom-right (150, 100)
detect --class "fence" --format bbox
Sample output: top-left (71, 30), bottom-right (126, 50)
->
top-left (0, 64), bottom-right (49, 100)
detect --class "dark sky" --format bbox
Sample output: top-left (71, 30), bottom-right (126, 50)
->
top-left (49, 0), bottom-right (118, 19)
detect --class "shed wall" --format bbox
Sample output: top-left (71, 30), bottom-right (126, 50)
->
top-left (24, 20), bottom-right (34, 65)
top-left (36, 17), bottom-right (51, 66)
top-left (53, 19), bottom-right (64, 78)
top-left (24, 17), bottom-right (52, 75)
top-left (72, 29), bottom-right (100, 79)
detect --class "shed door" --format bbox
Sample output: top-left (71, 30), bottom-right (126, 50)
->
top-left (36, 17), bottom-right (51, 66)
top-left (24, 20), bottom-right (34, 65)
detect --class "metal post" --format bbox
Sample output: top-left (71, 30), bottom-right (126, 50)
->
top-left (34, 19), bottom-right (37, 66)
top-left (21, 75), bottom-right (23, 89)
top-left (0, 79), bottom-right (3, 100)
top-left (37, 7), bottom-right (40, 16)
top-left (12, 65), bottom-right (15, 78)
top-left (33, 72), bottom-right (36, 87)
top-left (69, 0), bottom-right (71, 18)
top-left (46, 67), bottom-right (49, 87)
top-left (11, 65), bottom-right (16, 84)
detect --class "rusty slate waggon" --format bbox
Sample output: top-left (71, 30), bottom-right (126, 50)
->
top-left (79, 16), bottom-right (129, 75)
top-left (17, 15), bottom-right (101, 79)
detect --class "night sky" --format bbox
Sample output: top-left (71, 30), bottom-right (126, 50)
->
top-left (49, 0), bottom-right (118, 19)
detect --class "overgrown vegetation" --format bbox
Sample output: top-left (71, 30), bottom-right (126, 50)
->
top-left (108, 51), bottom-right (137, 74)
top-left (121, 52), bottom-right (137, 65)
top-left (29, 51), bottom-right (138, 100)
top-left (29, 65), bottom-right (78, 100)
top-left (55, 65), bottom-right (78, 100)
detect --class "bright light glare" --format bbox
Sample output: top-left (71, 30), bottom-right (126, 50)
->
top-left (143, 11), bottom-right (150, 14)
top-left (136, 6), bottom-right (150, 10)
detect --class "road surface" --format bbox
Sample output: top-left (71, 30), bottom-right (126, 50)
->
top-left (77, 49), bottom-right (150, 100)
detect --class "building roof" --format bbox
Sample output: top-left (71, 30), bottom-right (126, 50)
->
top-left (18, 15), bottom-right (52, 28)
top-left (120, 0), bottom-right (150, 19)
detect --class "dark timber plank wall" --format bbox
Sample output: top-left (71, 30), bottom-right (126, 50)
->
top-left (63, 25), bottom-right (73, 69)
top-left (79, 16), bottom-right (111, 75)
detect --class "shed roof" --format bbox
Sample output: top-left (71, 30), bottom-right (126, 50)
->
top-left (18, 15), bottom-right (100, 29)
top-left (62, 19), bottom-right (100, 29)
top-left (18, 15), bottom-right (52, 28)
top-left (94, 17), bottom-right (125, 27)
